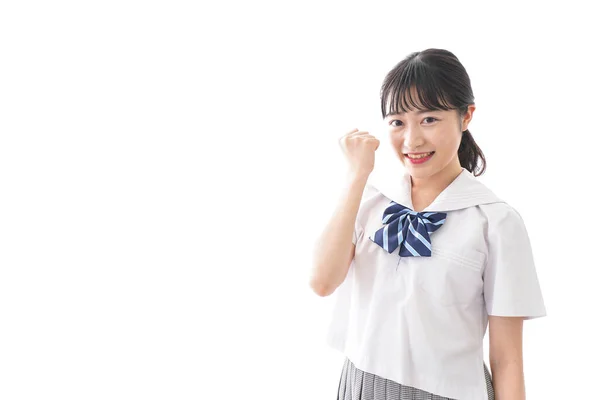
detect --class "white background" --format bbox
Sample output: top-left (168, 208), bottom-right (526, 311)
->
top-left (1, 1), bottom-right (598, 399)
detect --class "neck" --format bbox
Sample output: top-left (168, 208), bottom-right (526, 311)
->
top-left (410, 162), bottom-right (464, 195)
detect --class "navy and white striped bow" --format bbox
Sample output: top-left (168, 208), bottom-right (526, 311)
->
top-left (369, 202), bottom-right (447, 257)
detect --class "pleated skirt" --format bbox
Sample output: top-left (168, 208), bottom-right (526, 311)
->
top-left (337, 357), bottom-right (494, 400)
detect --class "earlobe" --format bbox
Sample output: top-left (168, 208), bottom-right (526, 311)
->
top-left (462, 108), bottom-right (475, 132)
top-left (461, 120), bottom-right (469, 132)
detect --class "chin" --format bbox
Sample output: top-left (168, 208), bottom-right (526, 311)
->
top-left (407, 168), bottom-right (437, 179)
top-left (402, 159), bottom-right (443, 179)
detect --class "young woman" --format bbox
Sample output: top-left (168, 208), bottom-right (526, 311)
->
top-left (310, 48), bottom-right (547, 400)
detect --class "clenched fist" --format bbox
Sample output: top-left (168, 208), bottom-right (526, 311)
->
top-left (338, 128), bottom-right (380, 178)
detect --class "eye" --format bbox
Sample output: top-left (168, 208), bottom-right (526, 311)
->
top-left (389, 117), bottom-right (439, 127)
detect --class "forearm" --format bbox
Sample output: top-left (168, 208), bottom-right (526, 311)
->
top-left (490, 359), bottom-right (526, 400)
top-left (310, 171), bottom-right (368, 296)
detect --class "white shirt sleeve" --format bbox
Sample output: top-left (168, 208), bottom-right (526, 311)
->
top-left (483, 205), bottom-right (547, 319)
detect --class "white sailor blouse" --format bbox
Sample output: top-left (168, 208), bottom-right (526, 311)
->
top-left (325, 167), bottom-right (547, 400)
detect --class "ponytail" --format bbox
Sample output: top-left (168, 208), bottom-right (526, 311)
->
top-left (458, 128), bottom-right (486, 177)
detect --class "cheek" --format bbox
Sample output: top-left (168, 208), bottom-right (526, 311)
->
top-left (389, 132), bottom-right (403, 147)
top-left (434, 132), bottom-right (462, 152)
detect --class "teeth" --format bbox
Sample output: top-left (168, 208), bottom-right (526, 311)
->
top-left (407, 152), bottom-right (433, 159)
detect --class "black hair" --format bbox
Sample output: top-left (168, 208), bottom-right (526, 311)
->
top-left (380, 48), bottom-right (486, 176)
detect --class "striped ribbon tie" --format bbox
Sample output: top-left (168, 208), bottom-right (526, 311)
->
top-left (369, 201), bottom-right (447, 257)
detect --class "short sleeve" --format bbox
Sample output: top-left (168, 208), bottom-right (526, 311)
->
top-left (483, 205), bottom-right (547, 319)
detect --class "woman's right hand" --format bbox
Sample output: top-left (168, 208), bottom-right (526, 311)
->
top-left (338, 128), bottom-right (380, 178)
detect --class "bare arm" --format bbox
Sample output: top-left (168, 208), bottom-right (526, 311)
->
top-left (309, 171), bottom-right (369, 297)
top-left (489, 315), bottom-right (526, 399)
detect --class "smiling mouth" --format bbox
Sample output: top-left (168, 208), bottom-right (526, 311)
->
top-left (404, 151), bottom-right (435, 159)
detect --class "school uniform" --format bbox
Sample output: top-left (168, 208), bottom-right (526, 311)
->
top-left (326, 167), bottom-right (547, 400)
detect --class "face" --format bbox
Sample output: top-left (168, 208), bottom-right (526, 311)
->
top-left (385, 91), bottom-right (475, 181)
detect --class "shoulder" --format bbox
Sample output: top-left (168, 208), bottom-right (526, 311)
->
top-left (478, 201), bottom-right (523, 220)
top-left (469, 175), bottom-right (524, 222)
top-left (478, 201), bottom-right (530, 240)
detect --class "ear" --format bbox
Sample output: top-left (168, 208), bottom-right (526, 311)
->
top-left (461, 104), bottom-right (476, 131)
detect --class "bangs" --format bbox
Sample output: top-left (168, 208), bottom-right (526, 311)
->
top-left (381, 61), bottom-right (456, 118)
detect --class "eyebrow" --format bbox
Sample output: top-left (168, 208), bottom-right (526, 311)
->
top-left (385, 109), bottom-right (439, 118)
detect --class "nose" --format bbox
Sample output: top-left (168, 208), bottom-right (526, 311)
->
top-left (403, 125), bottom-right (425, 151)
